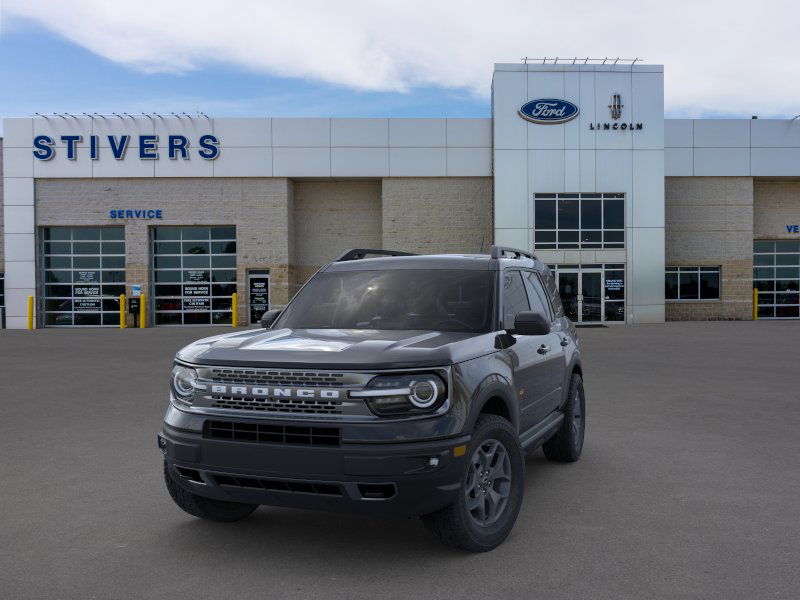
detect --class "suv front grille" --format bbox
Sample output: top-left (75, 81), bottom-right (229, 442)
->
top-left (210, 474), bottom-right (343, 497)
top-left (205, 420), bottom-right (341, 447)
top-left (209, 368), bottom-right (346, 387)
top-left (210, 395), bottom-right (342, 414)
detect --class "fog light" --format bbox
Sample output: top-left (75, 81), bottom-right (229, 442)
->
top-left (428, 457), bottom-right (439, 468)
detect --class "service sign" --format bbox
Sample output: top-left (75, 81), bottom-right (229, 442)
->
top-left (519, 99), bottom-right (579, 124)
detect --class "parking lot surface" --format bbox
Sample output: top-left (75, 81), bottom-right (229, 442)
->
top-left (1, 321), bottom-right (799, 599)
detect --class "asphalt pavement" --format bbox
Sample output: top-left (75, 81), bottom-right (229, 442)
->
top-left (1, 321), bottom-right (799, 599)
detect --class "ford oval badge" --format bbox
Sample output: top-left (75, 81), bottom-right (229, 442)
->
top-left (519, 99), bottom-right (579, 124)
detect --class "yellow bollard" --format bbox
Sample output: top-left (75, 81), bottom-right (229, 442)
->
top-left (27, 295), bottom-right (34, 330)
top-left (231, 292), bottom-right (238, 327)
top-left (120, 294), bottom-right (127, 329)
top-left (139, 293), bottom-right (146, 328)
top-left (753, 287), bottom-right (758, 321)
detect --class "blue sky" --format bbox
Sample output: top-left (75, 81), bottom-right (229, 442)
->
top-left (0, 21), bottom-right (490, 135)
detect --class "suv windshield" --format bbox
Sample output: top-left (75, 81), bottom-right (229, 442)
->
top-left (274, 269), bottom-right (495, 332)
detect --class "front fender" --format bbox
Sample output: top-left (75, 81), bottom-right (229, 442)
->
top-left (453, 352), bottom-right (519, 433)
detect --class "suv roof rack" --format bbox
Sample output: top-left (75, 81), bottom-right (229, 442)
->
top-left (489, 245), bottom-right (537, 261)
top-left (335, 248), bottom-right (417, 262)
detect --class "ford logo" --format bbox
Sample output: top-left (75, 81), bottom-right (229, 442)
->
top-left (519, 99), bottom-right (579, 124)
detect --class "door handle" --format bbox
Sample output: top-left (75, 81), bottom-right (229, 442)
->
top-left (560, 337), bottom-right (569, 347)
top-left (537, 344), bottom-right (551, 355)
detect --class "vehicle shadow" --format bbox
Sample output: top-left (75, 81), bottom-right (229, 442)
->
top-left (151, 449), bottom-right (563, 567)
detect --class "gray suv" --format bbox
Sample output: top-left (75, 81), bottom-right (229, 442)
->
top-left (159, 245), bottom-right (585, 551)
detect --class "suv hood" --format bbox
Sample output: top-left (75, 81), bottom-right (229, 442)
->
top-left (176, 327), bottom-right (497, 370)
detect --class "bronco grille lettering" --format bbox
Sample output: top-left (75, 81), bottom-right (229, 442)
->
top-left (209, 384), bottom-right (341, 399)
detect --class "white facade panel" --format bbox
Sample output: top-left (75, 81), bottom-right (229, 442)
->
top-left (494, 228), bottom-right (529, 250)
top-left (3, 205), bottom-right (35, 234)
top-left (750, 148), bottom-right (800, 176)
top-left (389, 147), bottom-right (446, 176)
top-left (3, 118), bottom-right (33, 147)
top-left (493, 150), bottom-right (527, 229)
top-left (492, 71), bottom-right (527, 150)
top-left (693, 147), bottom-right (750, 176)
top-left (563, 71), bottom-right (581, 149)
top-left (6, 287), bottom-right (37, 320)
top-left (3, 147), bottom-right (34, 177)
top-left (272, 118), bottom-right (331, 147)
top-left (664, 147), bottom-right (693, 176)
top-left (577, 71), bottom-right (597, 150)
top-left (213, 118), bottom-right (271, 147)
top-left (693, 120), bottom-right (750, 147)
top-left (564, 150), bottom-right (580, 191)
top-left (273, 147), bottom-right (331, 176)
top-left (529, 150), bottom-right (565, 193)
top-left (632, 151), bottom-right (665, 227)
top-left (665, 119), bottom-right (693, 147)
top-left (629, 226), bottom-right (666, 308)
top-left (154, 117), bottom-right (213, 143)
top-left (331, 119), bottom-right (388, 147)
top-left (4, 233), bottom-right (36, 261)
top-left (750, 119), bottom-right (800, 148)
top-left (446, 119), bottom-right (492, 147)
top-left (446, 147), bottom-right (491, 177)
top-left (3, 177), bottom-right (35, 205)
top-left (578, 149), bottom-right (595, 190)
top-left (33, 154), bottom-right (92, 178)
top-left (331, 147), bottom-right (389, 176)
top-left (212, 146), bottom-right (272, 177)
top-left (389, 119), bottom-right (446, 147)
top-left (631, 72), bottom-right (664, 150)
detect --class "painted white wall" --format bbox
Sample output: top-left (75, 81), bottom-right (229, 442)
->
top-left (492, 63), bottom-right (666, 323)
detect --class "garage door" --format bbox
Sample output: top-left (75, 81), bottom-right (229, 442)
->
top-left (40, 227), bottom-right (126, 327)
top-left (753, 241), bottom-right (800, 319)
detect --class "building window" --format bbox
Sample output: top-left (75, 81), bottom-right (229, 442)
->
top-left (533, 193), bottom-right (625, 250)
top-left (151, 226), bottom-right (237, 325)
top-left (40, 227), bottom-right (126, 326)
top-left (665, 266), bottom-right (720, 301)
top-left (753, 241), bottom-right (800, 319)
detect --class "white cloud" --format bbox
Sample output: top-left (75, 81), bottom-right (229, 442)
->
top-left (4, 0), bottom-right (799, 117)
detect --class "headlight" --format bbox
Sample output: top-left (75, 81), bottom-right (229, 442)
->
top-left (171, 364), bottom-right (198, 404)
top-left (351, 374), bottom-right (447, 416)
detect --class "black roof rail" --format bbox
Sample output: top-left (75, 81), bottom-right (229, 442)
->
top-left (489, 245), bottom-right (537, 261)
top-left (334, 248), bottom-right (416, 262)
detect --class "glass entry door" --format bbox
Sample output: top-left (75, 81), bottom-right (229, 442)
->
top-left (552, 264), bottom-right (626, 324)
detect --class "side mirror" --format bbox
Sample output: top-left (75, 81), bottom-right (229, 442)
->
top-left (513, 311), bottom-right (551, 336)
top-left (259, 309), bottom-right (282, 329)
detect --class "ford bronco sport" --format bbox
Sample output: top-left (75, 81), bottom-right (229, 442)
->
top-left (160, 245), bottom-right (585, 551)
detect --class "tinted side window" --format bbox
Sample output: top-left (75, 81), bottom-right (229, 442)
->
top-left (502, 271), bottom-right (530, 329)
top-left (543, 269), bottom-right (564, 317)
top-left (523, 271), bottom-right (553, 321)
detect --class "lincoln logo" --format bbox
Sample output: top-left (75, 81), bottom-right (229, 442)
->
top-left (518, 98), bottom-right (579, 124)
top-left (211, 385), bottom-right (341, 399)
top-left (609, 94), bottom-right (623, 120)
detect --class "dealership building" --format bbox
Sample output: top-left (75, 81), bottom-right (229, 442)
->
top-left (1, 61), bottom-right (799, 329)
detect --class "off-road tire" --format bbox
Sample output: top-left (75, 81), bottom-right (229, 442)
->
top-left (163, 461), bottom-right (258, 522)
top-left (422, 414), bottom-right (525, 552)
top-left (542, 373), bottom-right (585, 462)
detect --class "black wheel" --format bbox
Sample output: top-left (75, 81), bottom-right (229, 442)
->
top-left (422, 414), bottom-right (524, 552)
top-left (542, 373), bottom-right (585, 462)
top-left (163, 462), bottom-right (258, 522)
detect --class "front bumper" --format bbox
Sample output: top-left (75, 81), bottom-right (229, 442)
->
top-left (159, 416), bottom-right (471, 518)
